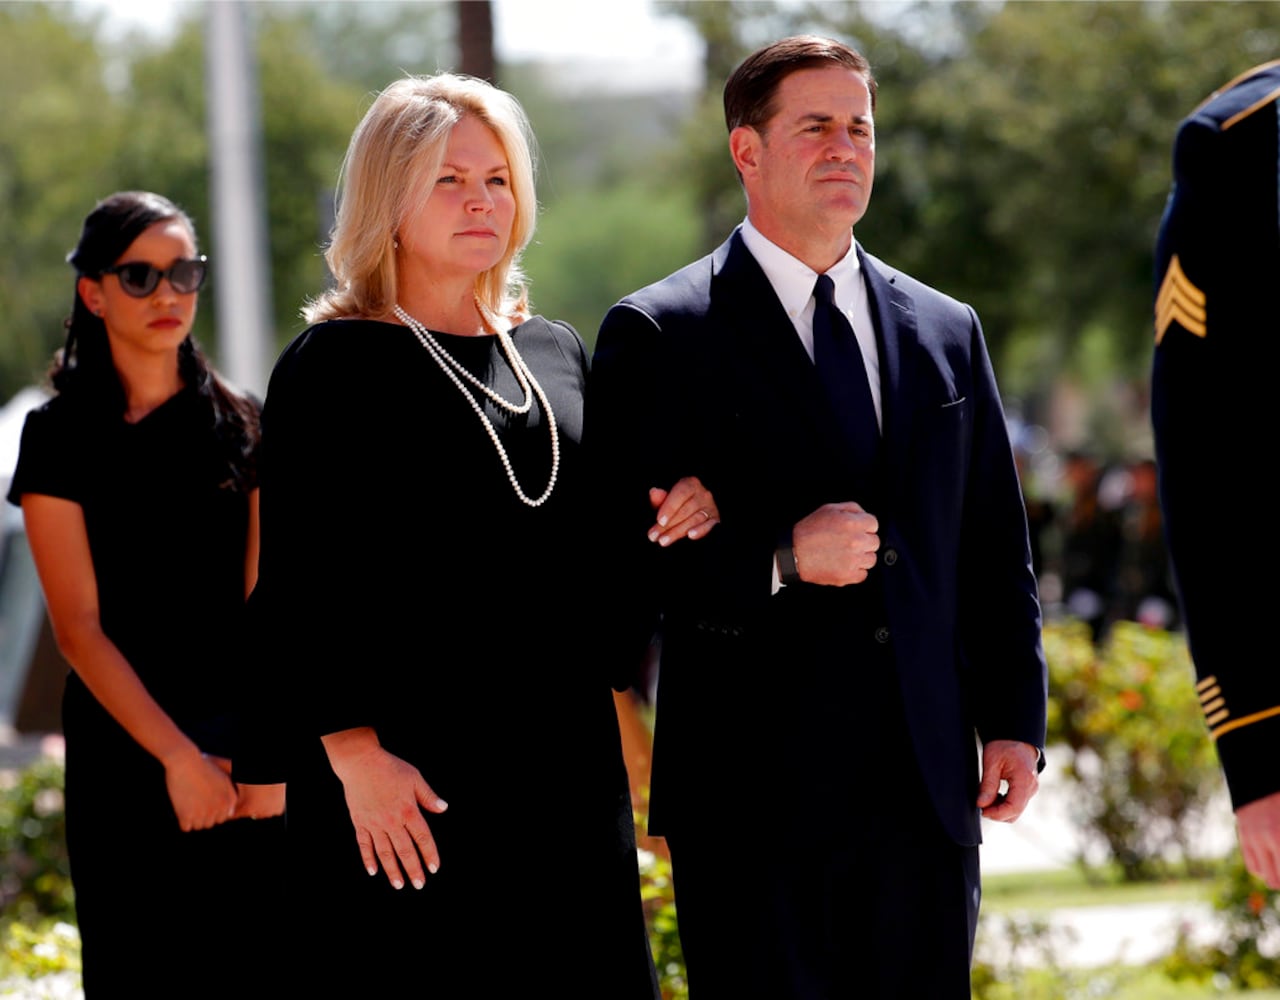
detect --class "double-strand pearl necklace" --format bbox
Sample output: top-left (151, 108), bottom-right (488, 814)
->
top-left (392, 301), bottom-right (559, 507)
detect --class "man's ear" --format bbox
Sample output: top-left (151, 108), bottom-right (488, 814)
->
top-left (729, 125), bottom-right (762, 178)
top-left (77, 275), bottom-right (104, 319)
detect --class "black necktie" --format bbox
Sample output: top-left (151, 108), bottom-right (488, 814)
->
top-left (811, 273), bottom-right (880, 470)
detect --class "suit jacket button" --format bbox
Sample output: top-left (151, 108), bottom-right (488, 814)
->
top-left (875, 626), bottom-right (891, 644)
top-left (883, 548), bottom-right (898, 566)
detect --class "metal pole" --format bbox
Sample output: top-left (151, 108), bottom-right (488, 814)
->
top-left (204, 0), bottom-right (271, 397)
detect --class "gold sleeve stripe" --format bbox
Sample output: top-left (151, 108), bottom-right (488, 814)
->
top-left (1206, 710), bottom-right (1231, 727)
top-left (1202, 697), bottom-right (1225, 713)
top-left (1210, 704), bottom-right (1280, 739)
top-left (1223, 84), bottom-right (1280, 130)
top-left (1196, 676), bottom-right (1219, 692)
top-left (1155, 254), bottom-right (1207, 343)
top-left (1198, 685), bottom-right (1222, 702)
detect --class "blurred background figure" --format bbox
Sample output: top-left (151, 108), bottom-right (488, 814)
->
top-left (1057, 450), bottom-right (1122, 640)
top-left (1110, 458), bottom-right (1179, 631)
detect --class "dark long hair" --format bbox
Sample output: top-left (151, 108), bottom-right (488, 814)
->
top-left (53, 191), bottom-right (260, 492)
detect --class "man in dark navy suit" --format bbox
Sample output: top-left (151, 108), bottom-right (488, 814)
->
top-left (586, 35), bottom-right (1047, 998)
top-left (1152, 60), bottom-right (1280, 889)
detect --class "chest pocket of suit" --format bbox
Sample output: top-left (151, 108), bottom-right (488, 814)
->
top-left (905, 396), bottom-right (969, 524)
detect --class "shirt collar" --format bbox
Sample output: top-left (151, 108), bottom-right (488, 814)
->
top-left (739, 218), bottom-right (863, 315)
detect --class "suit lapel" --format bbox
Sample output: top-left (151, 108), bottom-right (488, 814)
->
top-left (709, 231), bottom-right (844, 447)
top-left (859, 246), bottom-right (917, 472)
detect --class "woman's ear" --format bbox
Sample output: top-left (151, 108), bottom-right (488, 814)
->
top-left (77, 275), bottom-right (105, 319)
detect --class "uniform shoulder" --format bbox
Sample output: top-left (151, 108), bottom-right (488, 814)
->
top-left (1189, 60), bottom-right (1280, 131)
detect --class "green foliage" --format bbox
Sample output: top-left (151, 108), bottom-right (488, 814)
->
top-left (1046, 619), bottom-right (1226, 881)
top-left (0, 3), bottom-right (119, 394)
top-left (972, 911), bottom-right (1105, 1000)
top-left (522, 182), bottom-right (702, 350)
top-left (0, 3), bottom-right (446, 402)
top-left (0, 757), bottom-right (73, 928)
top-left (662, 0), bottom-right (1280, 415)
top-left (637, 846), bottom-right (686, 1000)
top-left (0, 921), bottom-right (79, 985)
top-left (6, 0), bottom-right (1280, 433)
top-left (1162, 856), bottom-right (1280, 991)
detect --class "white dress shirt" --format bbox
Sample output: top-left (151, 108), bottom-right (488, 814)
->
top-left (738, 219), bottom-right (884, 592)
top-left (739, 218), bottom-right (883, 428)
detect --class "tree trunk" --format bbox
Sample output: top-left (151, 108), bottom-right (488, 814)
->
top-left (457, 1), bottom-right (496, 83)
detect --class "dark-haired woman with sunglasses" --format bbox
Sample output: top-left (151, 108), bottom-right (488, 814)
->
top-left (6, 191), bottom-right (284, 996)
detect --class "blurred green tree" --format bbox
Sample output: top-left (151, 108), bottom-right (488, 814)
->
top-left (0, 4), bottom-right (120, 394)
top-left (664, 0), bottom-right (1280, 438)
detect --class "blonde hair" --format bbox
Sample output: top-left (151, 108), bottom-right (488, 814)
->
top-left (304, 74), bottom-right (538, 325)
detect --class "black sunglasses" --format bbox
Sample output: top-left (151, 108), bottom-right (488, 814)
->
top-left (99, 256), bottom-right (208, 297)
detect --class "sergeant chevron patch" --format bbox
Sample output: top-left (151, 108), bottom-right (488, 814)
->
top-left (1155, 254), bottom-right (1206, 344)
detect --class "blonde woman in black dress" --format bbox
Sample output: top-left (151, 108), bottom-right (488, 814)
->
top-left (8, 191), bottom-right (284, 996)
top-left (238, 75), bottom-right (717, 994)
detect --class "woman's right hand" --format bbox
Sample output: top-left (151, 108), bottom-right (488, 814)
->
top-left (647, 475), bottom-right (721, 546)
top-left (321, 727), bottom-right (449, 889)
top-left (161, 745), bottom-right (238, 831)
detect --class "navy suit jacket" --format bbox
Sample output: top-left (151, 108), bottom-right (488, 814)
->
top-left (586, 229), bottom-right (1046, 846)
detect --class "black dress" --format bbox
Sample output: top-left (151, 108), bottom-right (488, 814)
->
top-left (244, 317), bottom-right (659, 996)
top-left (7, 386), bottom-right (284, 998)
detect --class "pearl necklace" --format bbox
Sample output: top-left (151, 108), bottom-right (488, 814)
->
top-left (392, 302), bottom-right (559, 507)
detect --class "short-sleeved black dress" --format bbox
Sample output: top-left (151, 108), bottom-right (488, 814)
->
top-left (6, 385), bottom-right (284, 997)
top-left (243, 317), bottom-right (659, 996)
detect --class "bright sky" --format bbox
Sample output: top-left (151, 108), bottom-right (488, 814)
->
top-left (74, 0), bottom-right (705, 90)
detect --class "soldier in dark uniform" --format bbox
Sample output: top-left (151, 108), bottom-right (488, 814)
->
top-left (1151, 60), bottom-right (1280, 888)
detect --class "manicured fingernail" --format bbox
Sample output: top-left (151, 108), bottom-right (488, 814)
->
top-left (437, 799), bottom-right (448, 810)
top-left (658, 515), bottom-right (668, 526)
top-left (428, 861), bottom-right (439, 874)
top-left (689, 528), bottom-right (700, 539)
top-left (658, 535), bottom-right (671, 547)
top-left (392, 878), bottom-right (404, 890)
top-left (648, 529), bottom-right (659, 543)
top-left (412, 878), bottom-right (425, 890)
top-left (367, 866), bottom-right (378, 876)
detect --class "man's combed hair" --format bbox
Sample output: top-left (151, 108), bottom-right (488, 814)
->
top-left (723, 35), bottom-right (876, 135)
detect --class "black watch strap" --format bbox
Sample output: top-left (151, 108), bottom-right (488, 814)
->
top-left (777, 530), bottom-right (801, 586)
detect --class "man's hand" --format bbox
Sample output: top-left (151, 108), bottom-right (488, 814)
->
top-left (977, 739), bottom-right (1040, 822)
top-left (792, 502), bottom-right (879, 585)
top-left (1237, 791), bottom-right (1280, 889)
